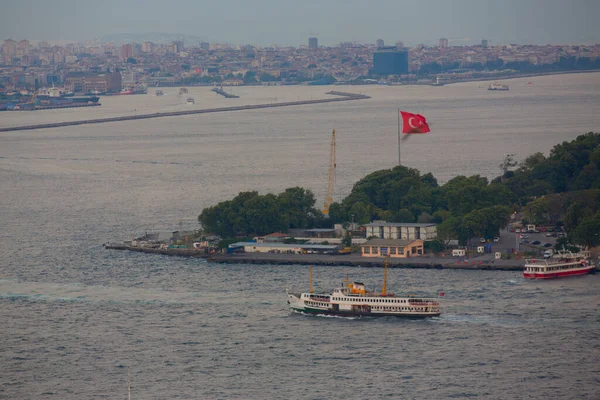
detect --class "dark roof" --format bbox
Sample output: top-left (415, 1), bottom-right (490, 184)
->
top-left (361, 239), bottom-right (422, 247)
top-left (65, 71), bottom-right (97, 78)
top-left (229, 242), bottom-right (339, 250)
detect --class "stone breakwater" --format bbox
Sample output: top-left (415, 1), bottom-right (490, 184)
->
top-left (0, 91), bottom-right (370, 133)
top-left (103, 244), bottom-right (524, 271)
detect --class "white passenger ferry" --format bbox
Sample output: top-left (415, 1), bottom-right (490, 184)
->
top-left (286, 262), bottom-right (441, 318)
top-left (523, 251), bottom-right (594, 279)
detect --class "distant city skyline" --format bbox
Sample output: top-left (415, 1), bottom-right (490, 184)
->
top-left (2, 0), bottom-right (600, 47)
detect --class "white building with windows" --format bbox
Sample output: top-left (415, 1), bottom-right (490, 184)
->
top-left (363, 221), bottom-right (437, 241)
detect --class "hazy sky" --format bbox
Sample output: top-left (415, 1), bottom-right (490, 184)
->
top-left (2, 0), bottom-right (599, 46)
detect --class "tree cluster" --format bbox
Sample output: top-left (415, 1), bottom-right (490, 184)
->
top-left (198, 133), bottom-right (599, 247)
top-left (327, 167), bottom-right (513, 245)
top-left (198, 187), bottom-right (322, 237)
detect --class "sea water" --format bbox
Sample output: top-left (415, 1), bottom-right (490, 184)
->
top-left (1, 73), bottom-right (600, 399)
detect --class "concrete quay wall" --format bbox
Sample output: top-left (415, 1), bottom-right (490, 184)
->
top-left (103, 244), bottom-right (523, 271)
top-left (0, 92), bottom-right (370, 133)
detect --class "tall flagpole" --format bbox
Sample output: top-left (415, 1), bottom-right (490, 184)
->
top-left (397, 108), bottom-right (401, 166)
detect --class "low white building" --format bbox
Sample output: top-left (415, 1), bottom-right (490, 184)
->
top-left (228, 242), bottom-right (340, 254)
top-left (363, 221), bottom-right (437, 241)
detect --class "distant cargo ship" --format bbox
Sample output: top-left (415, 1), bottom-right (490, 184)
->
top-left (1, 88), bottom-right (100, 111)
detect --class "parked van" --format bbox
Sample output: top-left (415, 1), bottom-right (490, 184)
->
top-left (452, 249), bottom-right (466, 257)
top-left (544, 249), bottom-right (554, 258)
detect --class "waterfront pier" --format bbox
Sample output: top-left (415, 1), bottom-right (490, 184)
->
top-left (103, 243), bottom-right (524, 271)
top-left (0, 91), bottom-right (370, 133)
top-left (212, 87), bottom-right (240, 98)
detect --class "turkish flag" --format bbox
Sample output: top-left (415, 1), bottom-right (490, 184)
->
top-left (400, 111), bottom-right (430, 134)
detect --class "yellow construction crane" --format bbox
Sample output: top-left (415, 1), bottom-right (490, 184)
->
top-left (322, 129), bottom-right (336, 215)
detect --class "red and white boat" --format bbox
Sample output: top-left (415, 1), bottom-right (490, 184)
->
top-left (523, 251), bottom-right (595, 279)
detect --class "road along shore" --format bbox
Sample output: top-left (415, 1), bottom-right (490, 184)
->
top-left (103, 244), bottom-right (524, 271)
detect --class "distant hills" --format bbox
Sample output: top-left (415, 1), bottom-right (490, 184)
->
top-left (99, 32), bottom-right (207, 45)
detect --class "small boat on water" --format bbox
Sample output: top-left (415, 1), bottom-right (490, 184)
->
top-left (488, 82), bottom-right (509, 91)
top-left (186, 97), bottom-right (195, 104)
top-left (155, 89), bottom-right (164, 96)
top-left (523, 250), bottom-right (595, 279)
top-left (286, 260), bottom-right (442, 318)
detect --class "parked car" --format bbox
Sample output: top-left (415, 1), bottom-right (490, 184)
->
top-left (493, 236), bottom-right (500, 243)
top-left (545, 233), bottom-right (553, 237)
top-left (543, 243), bottom-right (553, 248)
top-left (480, 238), bottom-right (486, 243)
top-left (531, 240), bottom-right (541, 245)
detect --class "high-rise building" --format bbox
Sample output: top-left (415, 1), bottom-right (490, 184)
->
top-left (65, 72), bottom-right (122, 93)
top-left (372, 49), bottom-right (409, 76)
top-left (121, 44), bottom-right (133, 60)
top-left (340, 42), bottom-right (353, 50)
top-left (2, 39), bottom-right (17, 58)
top-left (200, 42), bottom-right (210, 51)
top-left (395, 41), bottom-right (405, 49)
top-left (17, 40), bottom-right (30, 56)
top-left (308, 37), bottom-right (318, 50)
top-left (172, 41), bottom-right (184, 53)
top-left (376, 39), bottom-right (384, 48)
top-left (142, 41), bottom-right (154, 53)
top-left (481, 39), bottom-right (489, 48)
top-left (438, 38), bottom-right (448, 48)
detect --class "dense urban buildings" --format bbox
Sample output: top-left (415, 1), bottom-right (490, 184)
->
top-left (1, 37), bottom-right (599, 92)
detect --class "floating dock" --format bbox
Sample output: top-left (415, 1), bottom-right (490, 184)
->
top-left (0, 92), bottom-right (370, 133)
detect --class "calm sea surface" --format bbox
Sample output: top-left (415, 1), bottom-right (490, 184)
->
top-left (1, 73), bottom-right (599, 399)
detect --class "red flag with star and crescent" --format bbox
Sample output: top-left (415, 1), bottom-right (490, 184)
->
top-left (400, 111), bottom-right (430, 134)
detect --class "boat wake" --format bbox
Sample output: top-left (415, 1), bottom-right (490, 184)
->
top-left (292, 310), bottom-right (359, 320)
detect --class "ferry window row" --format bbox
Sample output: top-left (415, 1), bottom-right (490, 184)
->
top-left (332, 297), bottom-right (408, 303)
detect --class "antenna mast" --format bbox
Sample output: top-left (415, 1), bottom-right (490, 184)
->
top-left (323, 129), bottom-right (336, 215)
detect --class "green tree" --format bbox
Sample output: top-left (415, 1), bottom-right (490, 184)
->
top-left (571, 213), bottom-right (600, 247)
top-left (341, 232), bottom-right (352, 248)
top-left (243, 71), bottom-right (257, 84)
top-left (499, 153), bottom-right (518, 175)
top-left (260, 73), bottom-right (279, 82)
top-left (392, 209), bottom-right (414, 223)
top-left (424, 240), bottom-right (446, 254)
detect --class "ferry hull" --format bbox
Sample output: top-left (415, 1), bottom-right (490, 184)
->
top-left (523, 266), bottom-right (594, 279)
top-left (294, 307), bottom-right (440, 318)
